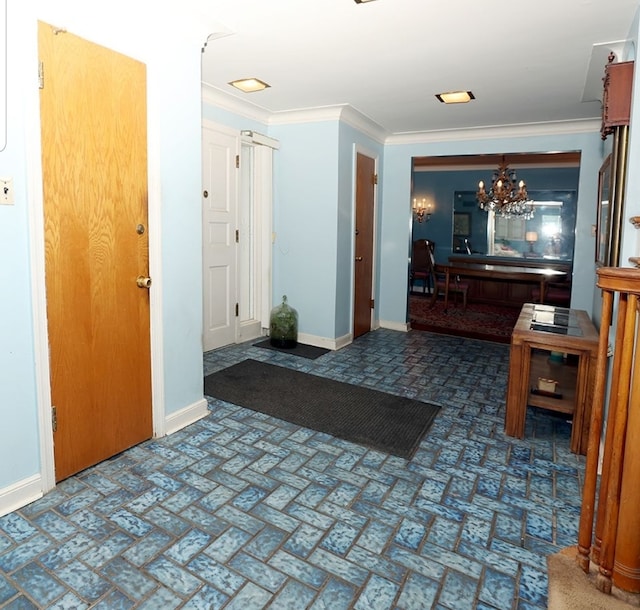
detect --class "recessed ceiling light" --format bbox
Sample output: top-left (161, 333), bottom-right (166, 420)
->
top-left (435, 91), bottom-right (475, 104)
top-left (229, 78), bottom-right (270, 93)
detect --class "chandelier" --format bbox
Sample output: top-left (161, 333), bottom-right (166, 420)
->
top-left (476, 157), bottom-right (534, 219)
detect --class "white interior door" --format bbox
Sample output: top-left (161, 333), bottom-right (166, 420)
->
top-left (202, 123), bottom-right (238, 352)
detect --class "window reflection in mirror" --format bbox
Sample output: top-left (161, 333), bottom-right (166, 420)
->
top-left (452, 190), bottom-right (576, 262)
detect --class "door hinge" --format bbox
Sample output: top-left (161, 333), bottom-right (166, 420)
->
top-left (372, 173), bottom-right (378, 185)
top-left (51, 406), bottom-right (57, 432)
top-left (38, 61), bottom-right (44, 89)
top-left (370, 299), bottom-right (375, 309)
top-left (235, 154), bottom-right (240, 169)
top-left (235, 229), bottom-right (239, 243)
top-left (235, 303), bottom-right (239, 317)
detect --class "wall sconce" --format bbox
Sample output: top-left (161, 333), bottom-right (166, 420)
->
top-left (413, 198), bottom-right (433, 223)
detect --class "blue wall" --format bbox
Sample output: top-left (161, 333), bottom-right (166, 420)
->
top-left (0, 5), bottom-right (41, 488)
top-left (269, 121), bottom-right (341, 339)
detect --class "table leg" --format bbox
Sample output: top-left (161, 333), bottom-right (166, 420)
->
top-left (444, 268), bottom-right (450, 311)
top-left (505, 340), bottom-right (526, 438)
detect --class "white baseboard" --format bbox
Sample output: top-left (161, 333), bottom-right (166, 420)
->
top-left (334, 332), bottom-right (352, 351)
top-left (299, 327), bottom-right (410, 351)
top-left (379, 320), bottom-right (411, 332)
top-left (296, 331), bottom-right (354, 351)
top-left (164, 397), bottom-right (209, 436)
top-left (0, 474), bottom-right (43, 518)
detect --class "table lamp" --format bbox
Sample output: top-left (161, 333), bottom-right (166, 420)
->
top-left (525, 231), bottom-right (538, 253)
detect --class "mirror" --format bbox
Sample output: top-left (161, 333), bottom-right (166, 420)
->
top-left (596, 155), bottom-right (612, 266)
top-left (452, 190), bottom-right (577, 261)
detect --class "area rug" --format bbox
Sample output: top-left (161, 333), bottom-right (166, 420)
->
top-left (547, 546), bottom-right (640, 609)
top-left (253, 339), bottom-right (330, 360)
top-left (409, 294), bottom-right (520, 343)
top-left (204, 359), bottom-right (440, 459)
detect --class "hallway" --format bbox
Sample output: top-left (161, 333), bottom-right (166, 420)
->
top-left (0, 329), bottom-right (584, 608)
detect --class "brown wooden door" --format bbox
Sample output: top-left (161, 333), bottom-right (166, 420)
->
top-left (39, 22), bottom-right (152, 481)
top-left (353, 153), bottom-right (375, 339)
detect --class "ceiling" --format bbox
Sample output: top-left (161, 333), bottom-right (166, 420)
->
top-left (200, 0), bottom-right (639, 138)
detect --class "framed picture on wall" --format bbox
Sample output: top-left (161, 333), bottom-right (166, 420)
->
top-left (596, 154), bottom-right (612, 266)
top-left (453, 212), bottom-right (471, 237)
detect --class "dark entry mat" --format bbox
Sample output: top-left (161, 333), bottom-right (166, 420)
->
top-left (253, 339), bottom-right (330, 360)
top-left (204, 359), bottom-right (440, 459)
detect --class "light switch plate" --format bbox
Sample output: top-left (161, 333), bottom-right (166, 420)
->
top-left (0, 177), bottom-right (14, 205)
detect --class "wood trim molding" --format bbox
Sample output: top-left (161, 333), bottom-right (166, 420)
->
top-left (413, 151), bottom-right (581, 171)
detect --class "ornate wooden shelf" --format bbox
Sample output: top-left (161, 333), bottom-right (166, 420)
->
top-left (601, 58), bottom-right (634, 139)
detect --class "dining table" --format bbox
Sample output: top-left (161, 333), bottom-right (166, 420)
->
top-left (441, 262), bottom-right (567, 310)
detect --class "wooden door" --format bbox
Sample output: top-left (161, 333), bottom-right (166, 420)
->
top-left (39, 22), bottom-right (152, 481)
top-left (202, 124), bottom-right (238, 352)
top-left (353, 153), bottom-right (376, 339)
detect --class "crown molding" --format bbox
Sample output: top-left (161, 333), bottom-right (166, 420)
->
top-left (268, 105), bottom-right (345, 124)
top-left (338, 106), bottom-right (388, 144)
top-left (385, 119), bottom-right (602, 145)
top-left (269, 105), bottom-right (388, 143)
top-left (201, 84), bottom-right (272, 124)
top-left (201, 85), bottom-right (388, 142)
top-left (200, 85), bottom-right (601, 146)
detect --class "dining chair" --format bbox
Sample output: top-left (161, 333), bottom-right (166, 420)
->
top-left (410, 239), bottom-right (433, 294)
top-left (427, 245), bottom-right (469, 310)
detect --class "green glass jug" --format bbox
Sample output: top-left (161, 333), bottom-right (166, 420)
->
top-left (269, 295), bottom-right (298, 348)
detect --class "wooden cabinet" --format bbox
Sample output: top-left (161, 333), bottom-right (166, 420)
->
top-left (504, 304), bottom-right (599, 454)
top-left (601, 60), bottom-right (633, 139)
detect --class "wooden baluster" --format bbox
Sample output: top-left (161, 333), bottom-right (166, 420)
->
top-left (577, 288), bottom-right (614, 571)
top-left (597, 293), bottom-right (636, 594)
top-left (592, 291), bottom-right (628, 567)
top-left (612, 296), bottom-right (640, 591)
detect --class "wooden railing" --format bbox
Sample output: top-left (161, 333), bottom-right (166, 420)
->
top-left (577, 266), bottom-right (640, 593)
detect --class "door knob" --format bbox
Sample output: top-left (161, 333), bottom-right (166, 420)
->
top-left (355, 256), bottom-right (363, 261)
top-left (136, 276), bottom-right (152, 289)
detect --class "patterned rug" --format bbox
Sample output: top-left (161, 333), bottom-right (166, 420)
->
top-left (409, 294), bottom-right (520, 343)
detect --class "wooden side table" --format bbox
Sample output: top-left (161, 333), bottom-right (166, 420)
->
top-left (504, 303), bottom-right (599, 454)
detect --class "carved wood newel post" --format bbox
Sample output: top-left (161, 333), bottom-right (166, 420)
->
top-left (577, 268), bottom-right (640, 594)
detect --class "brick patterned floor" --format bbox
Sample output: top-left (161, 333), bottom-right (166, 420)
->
top-left (0, 329), bottom-right (585, 609)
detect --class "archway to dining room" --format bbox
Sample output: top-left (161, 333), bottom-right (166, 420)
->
top-left (408, 152), bottom-right (581, 343)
